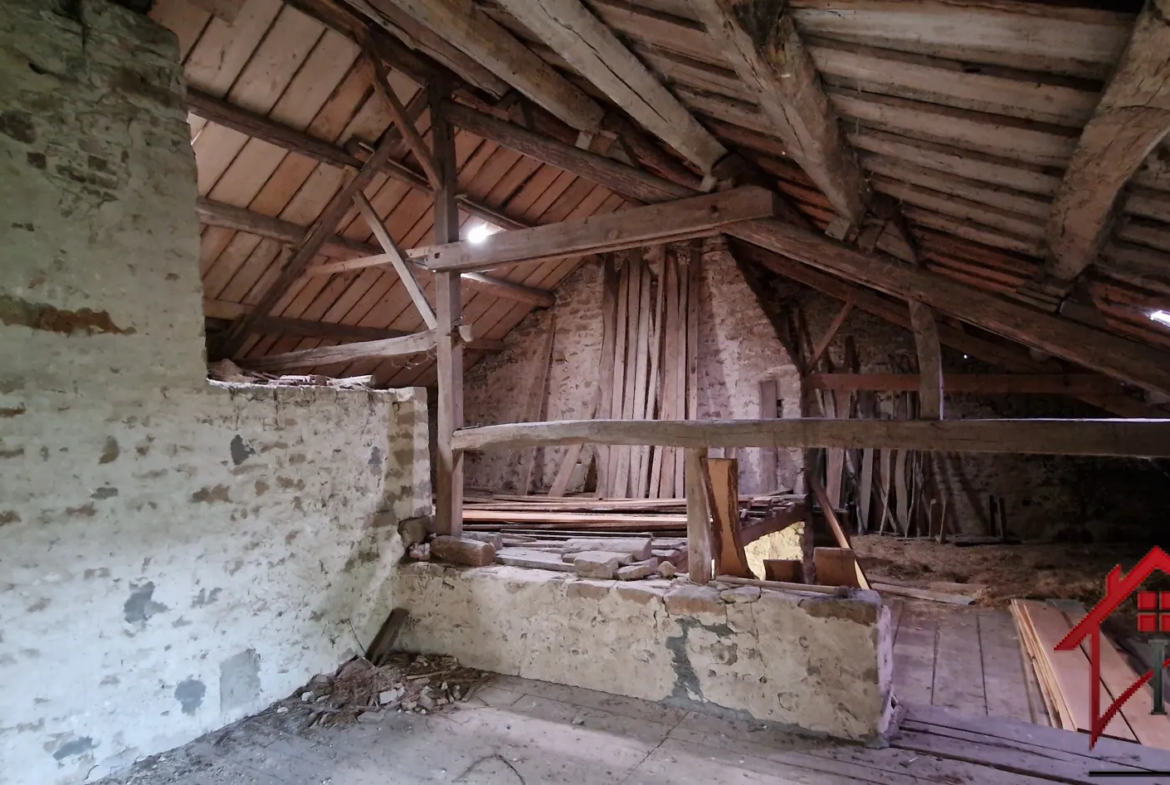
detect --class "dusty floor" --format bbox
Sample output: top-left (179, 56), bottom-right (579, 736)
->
top-left (853, 534), bottom-right (1169, 609)
top-left (95, 672), bottom-right (1170, 785)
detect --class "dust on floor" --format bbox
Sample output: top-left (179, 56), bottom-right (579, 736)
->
top-left (853, 534), bottom-right (1170, 612)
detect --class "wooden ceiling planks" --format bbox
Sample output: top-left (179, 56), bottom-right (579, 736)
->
top-left (149, 0), bottom-right (1170, 388)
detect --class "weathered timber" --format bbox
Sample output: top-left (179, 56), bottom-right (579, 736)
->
top-left (805, 373), bottom-right (1125, 396)
top-left (442, 101), bottom-right (692, 202)
top-left (451, 418), bottom-right (1170, 458)
top-left (366, 45), bottom-right (442, 189)
top-left (732, 243), bottom-right (1162, 419)
top-left (909, 300), bottom-right (944, 419)
top-left (726, 219), bottom-right (1170, 396)
top-left (195, 198), bottom-right (553, 308)
top-left (498, 0), bottom-right (726, 173)
top-left (353, 192), bottom-right (437, 328)
top-left (1044, 0), bottom-right (1170, 283)
top-left (421, 187), bottom-right (777, 272)
top-left (243, 327), bottom-right (501, 373)
top-left (690, 0), bottom-right (869, 223)
top-left (369, 0), bottom-right (605, 132)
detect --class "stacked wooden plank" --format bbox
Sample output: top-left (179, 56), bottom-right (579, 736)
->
top-left (594, 244), bottom-right (700, 499)
top-left (1011, 599), bottom-right (1170, 749)
top-left (463, 492), bottom-right (802, 538)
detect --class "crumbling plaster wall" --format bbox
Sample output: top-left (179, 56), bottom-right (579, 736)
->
top-left (0, 4), bottom-right (429, 784)
top-left (463, 240), bottom-right (803, 495)
top-left (396, 563), bottom-right (893, 742)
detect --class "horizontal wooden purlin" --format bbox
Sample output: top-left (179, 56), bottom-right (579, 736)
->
top-left (186, 90), bottom-right (529, 231)
top-left (726, 219), bottom-right (1170, 397)
top-left (806, 373), bottom-right (1124, 396)
top-left (443, 100), bottom-right (693, 203)
top-left (451, 419), bottom-right (1170, 457)
top-left (244, 326), bottom-right (502, 373)
top-left (206, 311), bottom-right (412, 343)
top-left (194, 198), bottom-right (554, 308)
top-left (421, 187), bottom-right (777, 273)
top-left (732, 242), bottom-right (1166, 420)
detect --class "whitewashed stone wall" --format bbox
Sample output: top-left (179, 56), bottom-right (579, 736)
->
top-left (0, 4), bottom-right (429, 783)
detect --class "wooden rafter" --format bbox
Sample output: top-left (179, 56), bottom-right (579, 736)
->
top-left (366, 0), bottom-right (605, 133)
top-left (496, 0), bottom-right (727, 173)
top-left (732, 242), bottom-right (1165, 420)
top-left (421, 187), bottom-right (777, 272)
top-left (243, 326), bottom-right (501, 373)
top-left (727, 219), bottom-right (1170, 397)
top-left (194, 198), bottom-right (554, 308)
top-left (353, 192), bottom-right (438, 328)
top-left (1043, 0), bottom-right (1170, 284)
top-left (216, 120), bottom-right (409, 358)
top-left (689, 0), bottom-right (870, 224)
top-left (187, 88), bottom-right (527, 233)
top-left (365, 45), bottom-right (443, 190)
top-left (452, 418), bottom-right (1170, 458)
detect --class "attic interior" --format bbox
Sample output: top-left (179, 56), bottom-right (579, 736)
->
top-left (5, 0), bottom-right (1170, 782)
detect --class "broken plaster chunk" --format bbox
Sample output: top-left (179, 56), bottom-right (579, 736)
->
top-left (562, 549), bottom-right (634, 566)
top-left (720, 586), bottom-right (762, 604)
top-left (657, 561), bottom-right (677, 578)
top-left (664, 584), bottom-right (724, 617)
top-left (616, 558), bottom-right (658, 581)
top-left (562, 538), bottom-right (651, 561)
top-left (573, 552), bottom-right (626, 579)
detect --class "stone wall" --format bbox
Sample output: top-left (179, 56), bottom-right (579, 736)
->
top-left (0, 4), bottom-right (429, 783)
top-left (463, 241), bottom-right (804, 495)
top-left (396, 563), bottom-right (894, 742)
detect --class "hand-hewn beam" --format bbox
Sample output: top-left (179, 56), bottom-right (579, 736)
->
top-left (353, 192), bottom-right (438, 328)
top-left (444, 100), bottom-right (692, 202)
top-left (806, 373), bottom-right (1126, 396)
top-left (497, 0), bottom-right (726, 173)
top-left (733, 242), bottom-right (1165, 419)
top-left (186, 90), bottom-right (529, 233)
top-left (422, 187), bottom-right (777, 272)
top-left (727, 219), bottom-right (1170, 397)
top-left (365, 47), bottom-right (443, 190)
top-left (908, 300), bottom-right (943, 419)
top-left (195, 198), bottom-right (554, 308)
top-left (452, 418), bottom-right (1170, 457)
top-left (217, 121), bottom-right (408, 357)
top-left (367, 0), bottom-right (605, 133)
top-left (808, 300), bottom-right (853, 369)
top-left (432, 82), bottom-right (465, 538)
top-left (243, 326), bottom-right (502, 373)
top-left (689, 0), bottom-right (869, 224)
top-left (1043, 0), bottom-right (1170, 283)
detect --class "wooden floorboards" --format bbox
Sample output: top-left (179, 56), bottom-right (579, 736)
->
top-left (890, 599), bottom-right (1034, 723)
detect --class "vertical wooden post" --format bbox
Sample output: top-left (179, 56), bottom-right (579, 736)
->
top-left (909, 300), bottom-right (943, 420)
top-left (431, 81), bottom-right (463, 536)
top-left (685, 448), bottom-right (713, 584)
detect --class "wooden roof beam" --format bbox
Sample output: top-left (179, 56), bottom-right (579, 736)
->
top-left (1043, 0), bottom-right (1170, 284)
top-left (495, 0), bottom-right (727, 174)
top-left (363, 0), bottom-right (605, 134)
top-left (421, 187), bottom-right (777, 272)
top-left (727, 220), bottom-right (1170, 397)
top-left (244, 326), bottom-right (502, 374)
top-left (689, 0), bottom-right (870, 225)
top-left (806, 373), bottom-right (1126, 397)
top-left (452, 417), bottom-right (1170, 458)
top-left (195, 198), bottom-right (554, 308)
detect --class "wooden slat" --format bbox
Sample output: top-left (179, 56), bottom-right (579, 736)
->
top-left (369, 0), bottom-right (604, 132)
top-left (705, 457), bottom-right (751, 578)
top-left (1044, 0), bottom-right (1170, 283)
top-left (353, 191), bottom-right (437, 328)
top-left (452, 417), bottom-right (1170, 457)
top-left (245, 329), bottom-right (438, 371)
top-left (366, 45), bottom-right (442, 189)
top-left (892, 602), bottom-right (938, 707)
top-left (806, 373), bottom-right (1122, 396)
top-left (909, 301), bottom-right (943, 420)
top-left (809, 300), bottom-right (853, 369)
top-left (421, 187), bottom-right (776, 272)
top-left (808, 474), bottom-right (869, 590)
top-left (932, 614), bottom-right (987, 715)
top-left (518, 316), bottom-right (557, 494)
top-left (758, 379), bottom-right (779, 493)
